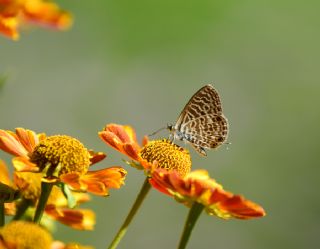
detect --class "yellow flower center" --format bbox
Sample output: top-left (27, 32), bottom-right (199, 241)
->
top-left (0, 221), bottom-right (52, 249)
top-left (30, 135), bottom-right (91, 177)
top-left (139, 139), bottom-right (191, 177)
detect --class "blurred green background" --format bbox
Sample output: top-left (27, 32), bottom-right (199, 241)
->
top-left (1, 0), bottom-right (319, 248)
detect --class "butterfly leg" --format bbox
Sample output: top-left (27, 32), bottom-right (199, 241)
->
top-left (198, 147), bottom-right (207, 156)
top-left (191, 143), bottom-right (207, 156)
top-left (169, 133), bottom-right (175, 143)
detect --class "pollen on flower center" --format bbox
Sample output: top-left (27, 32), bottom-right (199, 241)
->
top-left (139, 139), bottom-right (191, 177)
top-left (0, 221), bottom-right (52, 249)
top-left (30, 135), bottom-right (91, 177)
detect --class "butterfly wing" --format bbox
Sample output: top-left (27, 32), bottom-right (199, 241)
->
top-left (175, 84), bottom-right (223, 131)
top-left (173, 84), bottom-right (228, 155)
top-left (180, 114), bottom-right (228, 155)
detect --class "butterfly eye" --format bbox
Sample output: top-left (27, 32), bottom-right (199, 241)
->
top-left (167, 124), bottom-right (173, 131)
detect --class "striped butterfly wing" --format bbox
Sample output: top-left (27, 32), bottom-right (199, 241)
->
top-left (180, 114), bottom-right (228, 155)
top-left (174, 84), bottom-right (228, 156)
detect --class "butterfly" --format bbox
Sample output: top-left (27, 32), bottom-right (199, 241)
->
top-left (167, 84), bottom-right (229, 156)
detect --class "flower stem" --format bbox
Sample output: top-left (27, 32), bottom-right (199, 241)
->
top-left (33, 182), bottom-right (53, 224)
top-left (177, 202), bottom-right (204, 249)
top-left (107, 177), bottom-right (151, 249)
top-left (13, 198), bottom-right (32, 221)
top-left (0, 202), bottom-right (4, 227)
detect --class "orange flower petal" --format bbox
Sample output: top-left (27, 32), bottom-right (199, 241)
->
top-left (0, 0), bottom-right (22, 16)
top-left (60, 167), bottom-right (127, 196)
top-left (104, 124), bottom-right (137, 144)
top-left (12, 156), bottom-right (39, 172)
top-left (0, 130), bottom-right (28, 157)
top-left (150, 169), bottom-right (193, 197)
top-left (88, 150), bottom-right (106, 165)
top-left (83, 167), bottom-right (127, 196)
top-left (122, 125), bottom-right (138, 143)
top-left (0, 128), bottom-right (43, 157)
top-left (15, 128), bottom-right (41, 154)
top-left (51, 241), bottom-right (94, 249)
top-left (51, 241), bottom-right (65, 249)
top-left (215, 194), bottom-right (266, 219)
top-left (0, 16), bottom-right (19, 40)
top-left (4, 202), bottom-right (16, 216)
top-left (0, 159), bottom-right (12, 186)
top-left (0, 0), bottom-right (72, 40)
top-left (123, 144), bottom-right (140, 161)
top-left (142, 135), bottom-right (149, 146)
top-left (150, 168), bottom-right (266, 220)
top-left (45, 205), bottom-right (95, 230)
top-left (149, 177), bottom-right (171, 196)
top-left (208, 187), bottom-right (230, 203)
top-left (72, 192), bottom-right (90, 205)
top-left (99, 124), bottom-right (141, 161)
top-left (59, 173), bottom-right (84, 191)
top-left (104, 124), bottom-right (122, 141)
top-left (22, 0), bottom-right (72, 30)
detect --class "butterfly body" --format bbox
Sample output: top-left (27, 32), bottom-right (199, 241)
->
top-left (168, 84), bottom-right (228, 156)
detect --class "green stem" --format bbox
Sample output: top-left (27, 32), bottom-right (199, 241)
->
top-left (12, 198), bottom-right (32, 221)
top-left (0, 202), bottom-right (4, 227)
top-left (177, 202), bottom-right (204, 249)
top-left (107, 177), bottom-right (151, 249)
top-left (33, 182), bottom-right (53, 224)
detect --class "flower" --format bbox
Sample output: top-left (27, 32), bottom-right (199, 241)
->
top-left (99, 124), bottom-right (192, 176)
top-left (0, 128), bottom-right (127, 196)
top-left (150, 168), bottom-right (266, 219)
top-left (100, 124), bottom-right (265, 219)
top-left (100, 124), bottom-right (193, 249)
top-left (0, 159), bottom-right (95, 230)
top-left (0, 0), bottom-right (72, 40)
top-left (15, 172), bottom-right (95, 230)
top-left (0, 221), bottom-right (53, 249)
top-left (0, 221), bottom-right (95, 249)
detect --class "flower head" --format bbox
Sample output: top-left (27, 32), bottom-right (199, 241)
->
top-left (0, 159), bottom-right (95, 230)
top-left (0, 221), bottom-right (53, 249)
top-left (0, 0), bottom-right (72, 40)
top-left (99, 124), bottom-right (192, 176)
top-left (29, 135), bottom-right (91, 177)
top-left (150, 168), bottom-right (266, 219)
top-left (100, 123), bottom-right (266, 217)
top-left (0, 128), bottom-right (127, 196)
top-left (140, 139), bottom-right (191, 177)
top-left (15, 171), bottom-right (95, 230)
top-left (99, 124), bottom-right (265, 219)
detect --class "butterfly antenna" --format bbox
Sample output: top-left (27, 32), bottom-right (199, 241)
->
top-left (148, 126), bottom-right (167, 137)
